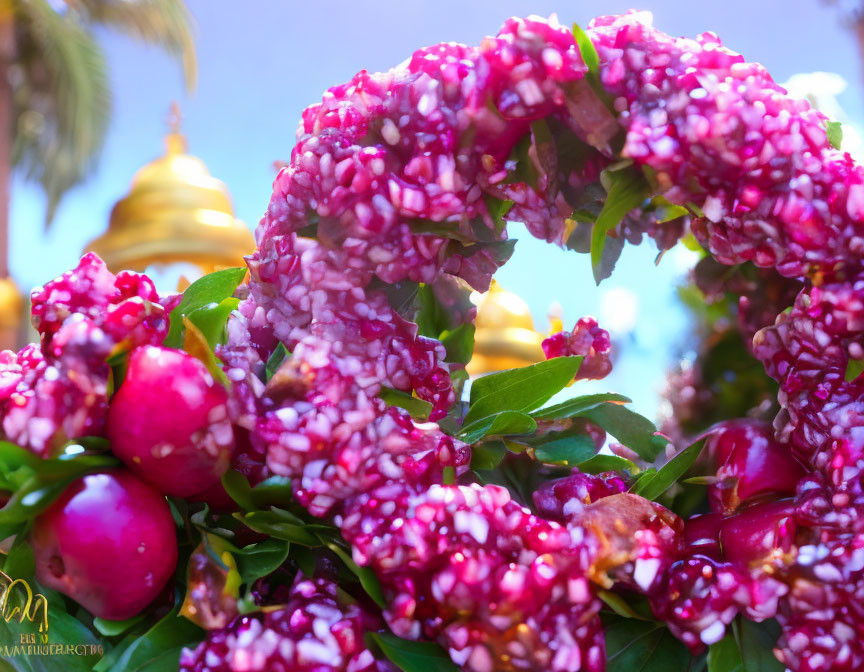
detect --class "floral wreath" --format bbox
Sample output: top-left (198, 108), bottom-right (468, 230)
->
top-left (0, 11), bottom-right (859, 672)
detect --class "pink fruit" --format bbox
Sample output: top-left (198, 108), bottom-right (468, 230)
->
top-left (31, 469), bottom-right (178, 620)
top-left (107, 346), bottom-right (234, 497)
top-left (705, 419), bottom-right (805, 514)
top-left (719, 498), bottom-right (797, 569)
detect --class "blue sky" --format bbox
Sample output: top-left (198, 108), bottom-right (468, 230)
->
top-left (10, 0), bottom-right (864, 421)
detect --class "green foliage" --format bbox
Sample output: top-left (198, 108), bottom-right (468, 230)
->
top-left (164, 267), bottom-right (246, 347)
top-left (264, 342), bottom-right (290, 382)
top-left (604, 616), bottom-right (706, 672)
top-left (826, 120), bottom-right (843, 150)
top-left (464, 357), bottom-right (582, 425)
top-left (366, 632), bottom-right (459, 672)
top-left (379, 387), bottom-right (433, 420)
top-left (591, 166), bottom-right (651, 284)
top-left (631, 439), bottom-right (704, 501)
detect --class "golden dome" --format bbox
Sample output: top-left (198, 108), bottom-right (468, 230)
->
top-left (466, 279), bottom-right (546, 376)
top-left (86, 108), bottom-right (255, 274)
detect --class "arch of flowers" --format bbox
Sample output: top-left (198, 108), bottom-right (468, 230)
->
top-left (0, 11), bottom-right (861, 672)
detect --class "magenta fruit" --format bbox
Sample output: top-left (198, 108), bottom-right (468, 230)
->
top-left (31, 469), bottom-right (178, 620)
top-left (107, 346), bottom-right (234, 497)
top-left (706, 419), bottom-right (805, 514)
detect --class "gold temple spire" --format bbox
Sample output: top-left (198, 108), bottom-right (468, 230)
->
top-left (466, 279), bottom-right (548, 376)
top-left (85, 103), bottom-right (255, 275)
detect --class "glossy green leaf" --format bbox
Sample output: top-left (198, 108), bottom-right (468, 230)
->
top-left (631, 440), bottom-right (704, 501)
top-left (93, 613), bottom-right (147, 637)
top-left (234, 538), bottom-right (291, 586)
top-left (235, 510), bottom-right (319, 546)
top-left (846, 357), bottom-right (864, 383)
top-left (105, 605), bottom-right (204, 672)
top-left (591, 167), bottom-right (650, 284)
top-left (440, 324), bottom-right (475, 365)
top-left (379, 387), bottom-right (433, 421)
top-left (533, 431), bottom-right (597, 466)
top-left (708, 631), bottom-right (744, 672)
top-left (576, 454), bottom-right (636, 474)
top-left (732, 618), bottom-right (784, 672)
top-left (532, 392), bottom-right (631, 420)
top-left (482, 194), bottom-right (514, 233)
top-left (182, 317), bottom-right (230, 387)
top-left (577, 402), bottom-right (666, 461)
top-left (827, 120), bottom-right (843, 150)
top-left (459, 410), bottom-right (537, 444)
top-left (325, 543), bottom-right (385, 608)
top-left (366, 632), bottom-right (459, 672)
top-left (184, 297), bottom-right (240, 349)
top-left (464, 357), bottom-right (582, 425)
top-left (164, 267), bottom-right (247, 348)
top-left (263, 342), bottom-right (289, 382)
top-left (572, 22), bottom-right (599, 74)
top-left (605, 617), bottom-right (706, 672)
top-left (470, 441), bottom-right (508, 471)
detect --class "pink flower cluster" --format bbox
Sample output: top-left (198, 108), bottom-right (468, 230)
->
top-left (542, 317), bottom-right (613, 380)
top-left (179, 575), bottom-right (396, 672)
top-left (0, 254), bottom-right (176, 455)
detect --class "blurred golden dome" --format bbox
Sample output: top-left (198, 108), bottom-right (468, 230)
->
top-left (86, 106), bottom-right (255, 274)
top-left (466, 279), bottom-right (546, 376)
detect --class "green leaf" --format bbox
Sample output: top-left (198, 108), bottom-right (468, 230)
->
top-left (366, 632), bottom-right (459, 672)
top-left (732, 618), bottom-right (784, 672)
top-left (235, 510), bottom-right (319, 546)
top-left (184, 297), bottom-right (240, 350)
top-left (827, 120), bottom-right (843, 150)
top-left (464, 357), bottom-right (582, 425)
top-left (415, 283), bottom-right (450, 339)
top-left (440, 324), bottom-right (475, 365)
top-left (482, 194), bottom-right (514, 233)
top-left (577, 403), bottom-right (666, 461)
top-left (591, 167), bottom-right (650, 284)
top-left (182, 317), bottom-right (230, 388)
top-left (379, 387), bottom-right (433, 421)
top-left (93, 614), bottom-right (147, 637)
top-left (325, 543), bottom-right (385, 608)
top-left (576, 454), bottom-right (637, 474)
top-left (105, 605), bottom-right (203, 672)
top-left (459, 411), bottom-right (537, 444)
top-left (846, 358), bottom-right (864, 382)
top-left (572, 22), bottom-right (599, 75)
top-left (265, 342), bottom-right (290, 382)
top-left (164, 267), bottom-right (247, 348)
top-left (598, 590), bottom-right (654, 621)
top-left (233, 538), bottom-right (290, 586)
top-left (631, 440), bottom-right (704, 501)
top-left (534, 431), bottom-right (597, 466)
top-left (532, 393), bottom-right (631, 421)
top-left (651, 196), bottom-right (690, 223)
top-left (605, 617), bottom-right (705, 672)
top-left (221, 471), bottom-right (294, 512)
top-left (708, 631), bottom-right (744, 672)
top-left (470, 441), bottom-right (508, 471)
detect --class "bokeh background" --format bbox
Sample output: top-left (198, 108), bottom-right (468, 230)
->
top-left (10, 0), bottom-right (864, 421)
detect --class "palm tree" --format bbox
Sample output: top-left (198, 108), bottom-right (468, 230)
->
top-left (0, 0), bottom-right (197, 281)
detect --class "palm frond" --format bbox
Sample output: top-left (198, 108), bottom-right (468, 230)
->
top-left (11, 0), bottom-right (110, 226)
top-left (72, 0), bottom-right (196, 89)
